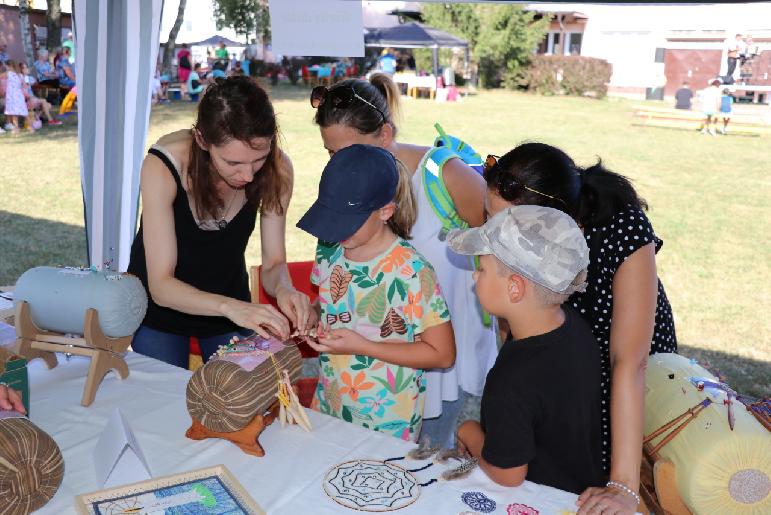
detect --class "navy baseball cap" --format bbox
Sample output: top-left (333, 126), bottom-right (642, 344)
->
top-left (297, 144), bottom-right (398, 242)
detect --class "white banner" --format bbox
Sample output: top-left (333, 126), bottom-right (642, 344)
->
top-left (269, 0), bottom-right (364, 57)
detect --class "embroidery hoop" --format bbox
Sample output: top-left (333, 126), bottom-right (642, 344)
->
top-left (323, 459), bottom-right (422, 512)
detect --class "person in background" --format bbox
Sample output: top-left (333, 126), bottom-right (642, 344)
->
top-left (724, 34), bottom-right (742, 81)
top-left (57, 47), bottom-right (76, 89)
top-left (719, 88), bottom-right (733, 134)
top-left (63, 31), bottom-right (76, 63)
top-left (4, 60), bottom-right (30, 134)
top-left (177, 43), bottom-right (192, 84)
top-left (699, 79), bottom-right (721, 136)
top-left (674, 81), bottom-right (693, 110)
top-left (0, 63), bottom-right (8, 133)
top-left (187, 63), bottom-right (204, 100)
top-left (20, 62), bottom-right (61, 126)
top-left (0, 44), bottom-right (9, 65)
top-left (377, 48), bottom-right (397, 76)
top-left (34, 49), bottom-right (59, 87)
top-left (215, 42), bottom-right (229, 68)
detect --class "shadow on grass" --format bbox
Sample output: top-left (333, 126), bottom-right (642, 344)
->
top-left (678, 344), bottom-right (770, 398)
top-left (0, 211), bottom-right (87, 286)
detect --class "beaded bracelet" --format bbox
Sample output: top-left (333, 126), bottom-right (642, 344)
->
top-left (607, 480), bottom-right (641, 506)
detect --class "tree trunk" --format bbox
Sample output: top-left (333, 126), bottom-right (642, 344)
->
top-left (18, 0), bottom-right (35, 69)
top-left (46, 0), bottom-right (62, 52)
top-left (163, 0), bottom-right (187, 78)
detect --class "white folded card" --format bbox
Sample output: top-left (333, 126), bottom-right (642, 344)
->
top-left (94, 408), bottom-right (151, 488)
top-left (269, 0), bottom-right (364, 57)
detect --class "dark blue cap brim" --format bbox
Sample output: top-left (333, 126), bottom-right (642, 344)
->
top-left (296, 200), bottom-right (371, 242)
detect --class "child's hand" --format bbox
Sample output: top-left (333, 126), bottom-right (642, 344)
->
top-left (305, 327), bottom-right (367, 355)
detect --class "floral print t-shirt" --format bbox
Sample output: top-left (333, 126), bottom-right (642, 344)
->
top-left (311, 238), bottom-right (451, 442)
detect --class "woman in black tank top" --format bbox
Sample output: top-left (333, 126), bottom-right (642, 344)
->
top-left (127, 77), bottom-right (316, 368)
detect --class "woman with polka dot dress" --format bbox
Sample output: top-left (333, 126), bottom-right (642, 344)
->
top-left (484, 143), bottom-right (676, 515)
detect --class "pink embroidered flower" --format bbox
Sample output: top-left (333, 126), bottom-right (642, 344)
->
top-left (507, 503), bottom-right (539, 515)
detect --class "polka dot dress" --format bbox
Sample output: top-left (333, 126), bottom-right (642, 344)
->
top-left (569, 207), bottom-right (677, 472)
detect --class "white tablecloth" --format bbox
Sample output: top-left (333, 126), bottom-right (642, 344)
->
top-left (28, 352), bottom-right (580, 514)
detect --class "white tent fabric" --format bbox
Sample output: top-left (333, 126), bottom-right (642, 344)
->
top-left (74, 0), bottom-right (163, 271)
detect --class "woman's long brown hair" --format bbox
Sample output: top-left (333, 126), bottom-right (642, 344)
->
top-left (188, 76), bottom-right (288, 220)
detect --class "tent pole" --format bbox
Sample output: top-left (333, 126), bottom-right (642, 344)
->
top-left (464, 47), bottom-right (470, 97)
top-left (432, 46), bottom-right (439, 77)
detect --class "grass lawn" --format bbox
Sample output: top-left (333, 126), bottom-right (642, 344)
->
top-left (0, 85), bottom-right (768, 397)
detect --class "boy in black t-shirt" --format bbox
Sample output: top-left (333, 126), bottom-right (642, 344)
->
top-left (447, 205), bottom-right (604, 495)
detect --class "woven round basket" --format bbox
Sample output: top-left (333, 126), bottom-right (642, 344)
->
top-left (0, 417), bottom-right (64, 515)
top-left (186, 344), bottom-right (302, 432)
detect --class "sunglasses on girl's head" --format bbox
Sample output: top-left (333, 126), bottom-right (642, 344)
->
top-left (484, 154), bottom-right (568, 207)
top-left (310, 85), bottom-right (386, 125)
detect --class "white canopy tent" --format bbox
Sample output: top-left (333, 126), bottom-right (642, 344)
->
top-left (74, 0), bottom-right (162, 271)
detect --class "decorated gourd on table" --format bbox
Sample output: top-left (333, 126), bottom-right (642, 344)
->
top-left (644, 353), bottom-right (770, 514)
top-left (0, 411), bottom-right (64, 515)
top-left (186, 335), bottom-right (303, 433)
top-left (13, 266), bottom-right (147, 338)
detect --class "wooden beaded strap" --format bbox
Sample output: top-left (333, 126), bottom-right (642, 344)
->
top-left (643, 398), bottom-right (712, 459)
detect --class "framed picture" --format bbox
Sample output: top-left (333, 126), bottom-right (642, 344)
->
top-left (74, 465), bottom-right (265, 515)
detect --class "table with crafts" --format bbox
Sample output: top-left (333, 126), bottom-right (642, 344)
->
top-left (29, 352), bottom-right (581, 514)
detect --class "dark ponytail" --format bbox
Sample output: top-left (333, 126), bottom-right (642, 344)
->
top-left (577, 161), bottom-right (647, 228)
top-left (486, 142), bottom-right (647, 228)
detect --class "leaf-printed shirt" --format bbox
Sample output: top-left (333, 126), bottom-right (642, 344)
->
top-left (311, 238), bottom-right (451, 441)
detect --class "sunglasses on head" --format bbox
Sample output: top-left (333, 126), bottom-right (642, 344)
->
top-left (310, 85), bottom-right (386, 126)
top-left (484, 154), bottom-right (567, 207)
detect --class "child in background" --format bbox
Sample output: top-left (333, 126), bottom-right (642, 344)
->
top-left (699, 79), bottom-right (722, 136)
top-left (20, 62), bottom-right (61, 127)
top-left (719, 88), bottom-right (733, 134)
top-left (298, 144), bottom-right (456, 442)
top-left (4, 60), bottom-right (30, 134)
top-left (449, 205), bottom-right (606, 498)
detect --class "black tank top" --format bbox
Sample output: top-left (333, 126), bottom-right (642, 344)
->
top-left (127, 147), bottom-right (257, 336)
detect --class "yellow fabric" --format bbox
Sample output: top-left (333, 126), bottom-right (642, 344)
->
top-left (645, 353), bottom-right (770, 514)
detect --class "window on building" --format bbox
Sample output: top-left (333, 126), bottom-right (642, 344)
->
top-left (568, 33), bottom-right (583, 55)
top-left (540, 31), bottom-right (583, 56)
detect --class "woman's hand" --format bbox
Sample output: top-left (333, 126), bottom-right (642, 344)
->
top-left (275, 286), bottom-right (315, 334)
top-left (0, 383), bottom-right (25, 414)
top-left (576, 486), bottom-right (638, 515)
top-left (221, 299), bottom-right (290, 340)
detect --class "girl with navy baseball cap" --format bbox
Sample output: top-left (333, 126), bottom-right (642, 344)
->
top-left (297, 144), bottom-right (456, 442)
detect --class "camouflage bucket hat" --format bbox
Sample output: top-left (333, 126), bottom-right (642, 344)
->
top-left (447, 205), bottom-right (589, 295)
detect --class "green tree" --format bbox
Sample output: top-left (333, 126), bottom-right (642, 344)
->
top-left (46, 0), bottom-right (62, 52)
top-left (422, 3), bottom-right (548, 89)
top-left (212, 0), bottom-right (270, 45)
top-left (162, 0), bottom-right (187, 78)
top-left (421, 3), bottom-right (479, 47)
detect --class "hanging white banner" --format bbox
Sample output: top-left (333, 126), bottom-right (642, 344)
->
top-left (269, 0), bottom-right (364, 57)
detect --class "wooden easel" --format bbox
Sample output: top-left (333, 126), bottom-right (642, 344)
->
top-left (13, 301), bottom-right (132, 407)
top-left (185, 399), bottom-right (281, 457)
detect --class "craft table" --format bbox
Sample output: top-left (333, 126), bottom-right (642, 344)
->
top-left (29, 352), bottom-right (582, 514)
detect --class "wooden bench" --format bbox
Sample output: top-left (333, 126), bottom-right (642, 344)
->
top-left (632, 104), bottom-right (771, 136)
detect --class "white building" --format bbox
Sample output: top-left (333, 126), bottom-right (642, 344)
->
top-left (531, 2), bottom-right (771, 98)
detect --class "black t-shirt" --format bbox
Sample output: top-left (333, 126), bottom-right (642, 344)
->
top-left (480, 307), bottom-right (605, 495)
top-left (675, 88), bottom-right (693, 109)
